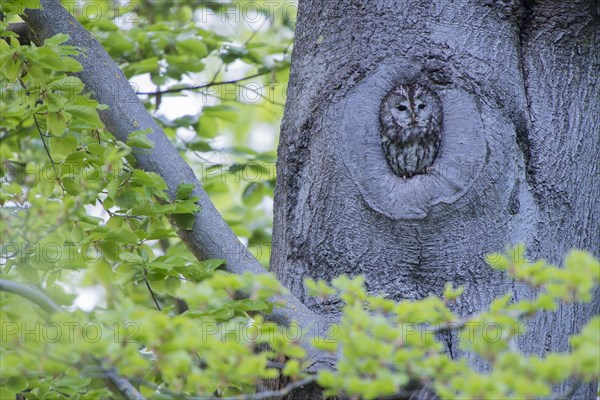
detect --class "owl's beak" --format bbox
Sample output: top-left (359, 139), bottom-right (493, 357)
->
top-left (410, 114), bottom-right (417, 126)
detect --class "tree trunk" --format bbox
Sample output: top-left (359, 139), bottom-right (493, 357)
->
top-left (272, 0), bottom-right (599, 398)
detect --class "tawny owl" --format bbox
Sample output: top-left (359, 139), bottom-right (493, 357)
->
top-left (379, 85), bottom-right (443, 178)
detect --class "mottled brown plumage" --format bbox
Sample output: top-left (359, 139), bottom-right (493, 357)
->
top-left (379, 85), bottom-right (443, 178)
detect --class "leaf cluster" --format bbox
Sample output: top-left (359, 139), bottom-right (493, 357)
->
top-left (307, 248), bottom-right (600, 399)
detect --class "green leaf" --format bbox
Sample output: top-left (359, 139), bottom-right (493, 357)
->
top-left (47, 76), bottom-right (84, 93)
top-left (36, 46), bottom-right (67, 70)
top-left (176, 183), bottom-right (195, 200)
top-left (49, 136), bottom-right (77, 157)
top-left (177, 39), bottom-right (208, 57)
top-left (317, 370), bottom-right (337, 387)
top-left (126, 128), bottom-right (154, 149)
top-left (105, 32), bottom-right (135, 54)
top-left (52, 376), bottom-right (92, 396)
top-left (6, 376), bottom-right (28, 392)
top-left (64, 105), bottom-right (103, 127)
top-left (114, 188), bottom-right (140, 209)
top-left (199, 259), bottom-right (225, 272)
top-left (130, 170), bottom-right (167, 190)
top-left (443, 282), bottom-right (464, 301)
top-left (242, 182), bottom-right (266, 206)
top-left (63, 56), bottom-right (83, 72)
top-left (188, 140), bottom-right (213, 152)
top-left (171, 213), bottom-right (196, 230)
top-left (18, 263), bottom-right (40, 283)
top-left (201, 104), bottom-right (239, 122)
top-left (127, 56), bottom-right (159, 75)
top-left (282, 360), bottom-right (300, 377)
top-left (45, 33), bottom-right (71, 46)
top-left (62, 176), bottom-right (80, 195)
top-left (0, 51), bottom-right (21, 81)
top-left (46, 111), bottom-right (69, 136)
top-left (104, 229), bottom-right (139, 244)
top-left (46, 269), bottom-right (61, 287)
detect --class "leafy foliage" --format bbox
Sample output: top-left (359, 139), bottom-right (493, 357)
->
top-left (1, 1), bottom-right (296, 398)
top-left (308, 247), bottom-right (600, 399)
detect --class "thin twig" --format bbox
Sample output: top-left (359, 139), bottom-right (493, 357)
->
top-left (136, 71), bottom-right (273, 96)
top-left (242, 16), bottom-right (269, 47)
top-left (143, 268), bottom-right (162, 311)
top-left (32, 113), bottom-right (65, 193)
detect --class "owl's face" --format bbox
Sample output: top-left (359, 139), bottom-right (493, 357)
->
top-left (382, 85), bottom-right (440, 129)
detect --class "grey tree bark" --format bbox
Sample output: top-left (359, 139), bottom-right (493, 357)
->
top-left (272, 0), bottom-right (599, 398)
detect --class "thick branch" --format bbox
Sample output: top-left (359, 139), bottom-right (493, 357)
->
top-left (22, 0), bottom-right (330, 365)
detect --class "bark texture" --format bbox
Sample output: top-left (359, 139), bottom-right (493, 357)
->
top-left (272, 0), bottom-right (599, 397)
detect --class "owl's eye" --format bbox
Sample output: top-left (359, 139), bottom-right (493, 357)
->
top-left (397, 105), bottom-right (408, 111)
top-left (418, 104), bottom-right (426, 109)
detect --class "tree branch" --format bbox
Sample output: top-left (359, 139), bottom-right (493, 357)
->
top-left (0, 279), bottom-right (145, 400)
top-left (0, 279), bottom-right (62, 314)
top-left (204, 377), bottom-right (317, 400)
top-left (136, 71), bottom-right (273, 96)
top-left (133, 376), bottom-right (317, 400)
top-left (22, 0), bottom-right (331, 368)
top-left (93, 360), bottom-right (146, 400)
